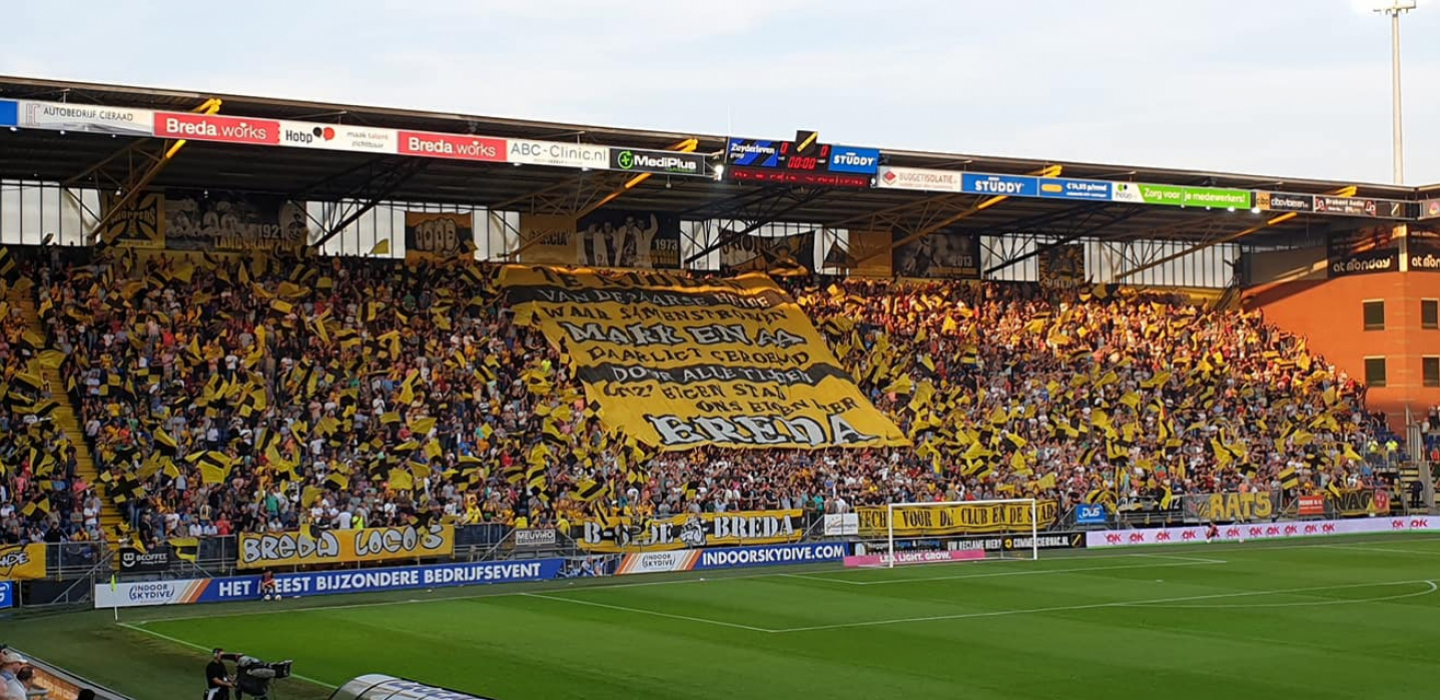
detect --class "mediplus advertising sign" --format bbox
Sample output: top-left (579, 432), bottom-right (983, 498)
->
top-left (1038, 177), bottom-right (1112, 201)
top-left (610, 148), bottom-right (706, 177)
top-left (962, 173), bottom-right (1039, 197)
top-left (827, 146), bottom-right (880, 175)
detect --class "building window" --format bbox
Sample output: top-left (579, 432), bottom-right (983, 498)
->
top-left (1363, 300), bottom-right (1385, 331)
top-left (1364, 357), bottom-right (1387, 388)
top-left (1425, 357), bottom-right (1440, 388)
top-left (1423, 299), bottom-right (1438, 330)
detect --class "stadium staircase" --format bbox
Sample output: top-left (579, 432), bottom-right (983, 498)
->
top-left (7, 289), bottom-right (124, 539)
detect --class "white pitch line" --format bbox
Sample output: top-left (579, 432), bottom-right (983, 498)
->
top-left (768, 579), bottom-right (1437, 634)
top-left (119, 622), bottom-right (340, 689)
top-left (521, 592), bottom-right (776, 633)
top-left (1124, 581), bottom-right (1438, 609)
top-left (838, 557), bottom-right (1227, 586)
top-left (1322, 544), bottom-right (1440, 557)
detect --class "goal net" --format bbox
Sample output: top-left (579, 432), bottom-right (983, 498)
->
top-left (876, 499), bottom-right (1042, 568)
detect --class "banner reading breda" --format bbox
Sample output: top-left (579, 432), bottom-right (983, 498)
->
top-left (501, 266), bottom-right (908, 450)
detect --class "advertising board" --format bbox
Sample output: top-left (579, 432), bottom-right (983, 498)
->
top-left (94, 559), bottom-right (564, 609)
top-left (1086, 516), bottom-right (1439, 548)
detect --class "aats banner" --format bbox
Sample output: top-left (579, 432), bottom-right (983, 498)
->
top-left (1181, 492), bottom-right (1276, 523)
top-left (579, 509), bottom-right (805, 553)
top-left (238, 524), bottom-right (454, 569)
top-left (893, 231), bottom-right (981, 279)
top-left (719, 231), bottom-right (814, 275)
top-left (1328, 224), bottom-right (1401, 277)
top-left (404, 212), bottom-right (476, 262)
top-left (857, 501), bottom-right (1059, 537)
top-left (576, 211), bottom-right (681, 269)
top-left (518, 213), bottom-right (579, 265)
top-left (0, 543), bottom-right (47, 580)
top-left (846, 230), bottom-right (894, 278)
top-left (502, 266), bottom-right (908, 450)
top-left (100, 191), bottom-right (166, 248)
top-left (1038, 244), bottom-right (1086, 290)
top-left (163, 190), bottom-right (309, 253)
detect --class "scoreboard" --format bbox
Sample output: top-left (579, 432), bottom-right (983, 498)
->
top-left (725, 135), bottom-right (877, 188)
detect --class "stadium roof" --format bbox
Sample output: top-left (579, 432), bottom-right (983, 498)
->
top-left (0, 75), bottom-right (1430, 256)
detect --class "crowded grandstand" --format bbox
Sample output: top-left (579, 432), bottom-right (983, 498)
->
top-left (0, 71), bottom-right (1437, 700)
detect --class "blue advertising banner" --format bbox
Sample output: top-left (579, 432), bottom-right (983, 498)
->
top-left (0, 580), bottom-right (13, 609)
top-left (96, 558), bottom-right (566, 608)
top-left (827, 146), bottom-right (880, 175)
top-left (1038, 178), bottom-right (1112, 201)
top-left (1076, 504), bottom-right (1108, 525)
top-left (962, 173), bottom-right (1039, 197)
top-left (726, 138), bottom-right (784, 167)
top-left (695, 542), bottom-right (849, 570)
top-left (0, 100), bottom-right (17, 128)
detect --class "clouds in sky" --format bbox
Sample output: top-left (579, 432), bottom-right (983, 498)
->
top-left (3, 0), bottom-right (1437, 183)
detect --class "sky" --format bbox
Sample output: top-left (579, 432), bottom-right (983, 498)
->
top-left (3, 0), bottom-right (1438, 185)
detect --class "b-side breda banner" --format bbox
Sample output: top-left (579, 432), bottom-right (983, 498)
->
top-left (501, 266), bottom-right (908, 450)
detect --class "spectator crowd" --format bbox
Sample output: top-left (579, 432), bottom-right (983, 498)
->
top-left (0, 247), bottom-right (1398, 548)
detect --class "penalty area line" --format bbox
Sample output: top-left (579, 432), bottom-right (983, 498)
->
top-left (118, 622), bottom-right (340, 688)
top-left (521, 592), bottom-right (778, 633)
top-left (768, 579), bottom-right (1437, 634)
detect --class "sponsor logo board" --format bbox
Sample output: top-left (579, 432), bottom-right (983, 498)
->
top-left (1420, 199), bottom-right (1440, 221)
top-left (94, 559), bottom-right (564, 609)
top-left (278, 120), bottom-right (398, 153)
top-left (513, 528), bottom-right (558, 548)
top-left (1256, 191), bottom-right (1314, 213)
top-left (610, 148), bottom-right (706, 177)
top-left (397, 130), bottom-right (505, 162)
top-left (1298, 494), bottom-right (1326, 517)
top-left (155, 112), bottom-right (280, 145)
top-left (508, 139), bottom-right (609, 168)
top-left (824, 513), bottom-right (859, 536)
top-left (0, 581), bottom-right (11, 609)
top-left (827, 146), bottom-right (880, 175)
top-left (1086, 516), bottom-right (1440, 548)
top-left (1075, 504), bottom-right (1108, 524)
top-left (962, 173), bottom-right (1038, 197)
top-left (844, 549), bottom-right (986, 568)
top-left (875, 166), bottom-right (963, 193)
top-left (20, 100), bottom-right (154, 136)
top-left (119, 548), bottom-right (172, 572)
top-left (1038, 177), bottom-right (1112, 201)
top-left (0, 100), bottom-right (16, 127)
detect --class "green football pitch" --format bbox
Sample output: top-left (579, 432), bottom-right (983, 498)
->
top-left (9, 535), bottom-right (1440, 700)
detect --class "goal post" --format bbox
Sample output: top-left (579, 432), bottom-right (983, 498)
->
top-left (884, 498), bottom-right (1040, 568)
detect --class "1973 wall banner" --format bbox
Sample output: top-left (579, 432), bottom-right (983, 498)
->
top-left (238, 525), bottom-right (454, 569)
top-left (501, 266), bottom-right (907, 450)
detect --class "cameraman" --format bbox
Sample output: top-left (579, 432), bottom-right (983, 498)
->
top-left (205, 648), bottom-right (238, 700)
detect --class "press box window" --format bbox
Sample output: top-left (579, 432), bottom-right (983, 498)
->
top-left (1425, 357), bottom-right (1440, 388)
top-left (1423, 299), bottom-right (1438, 330)
top-left (1364, 357), bottom-right (1387, 388)
top-left (1362, 300), bottom-right (1385, 331)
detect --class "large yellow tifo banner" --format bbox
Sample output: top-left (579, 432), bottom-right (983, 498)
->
top-left (579, 510), bottom-right (805, 553)
top-left (857, 501), bottom-right (1060, 537)
top-left (0, 543), bottom-right (48, 580)
top-left (502, 266), bottom-right (908, 450)
top-left (238, 525), bottom-right (454, 569)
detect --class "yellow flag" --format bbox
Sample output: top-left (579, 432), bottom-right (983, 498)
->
top-left (370, 238), bottom-right (392, 256)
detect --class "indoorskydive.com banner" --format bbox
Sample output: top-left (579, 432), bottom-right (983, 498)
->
top-left (501, 266), bottom-right (908, 450)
